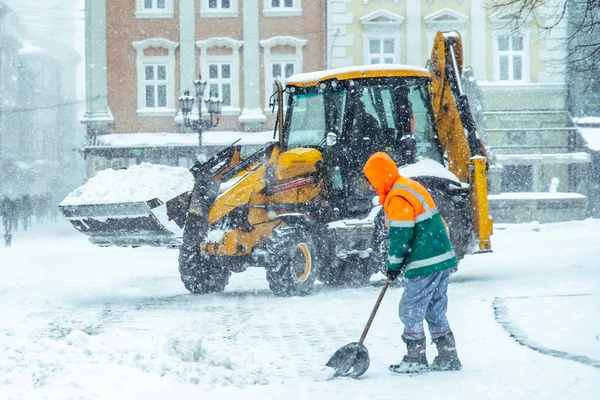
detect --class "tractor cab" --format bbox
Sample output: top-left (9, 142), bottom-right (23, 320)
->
top-left (283, 66), bottom-right (442, 217)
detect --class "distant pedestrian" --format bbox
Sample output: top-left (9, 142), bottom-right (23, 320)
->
top-left (1, 197), bottom-right (16, 246)
top-left (363, 152), bottom-right (462, 374)
top-left (21, 195), bottom-right (33, 231)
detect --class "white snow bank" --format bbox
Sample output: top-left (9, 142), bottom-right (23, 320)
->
top-left (288, 64), bottom-right (429, 85)
top-left (18, 39), bottom-right (44, 55)
top-left (489, 192), bottom-right (586, 200)
top-left (496, 294), bottom-right (600, 361)
top-left (0, 329), bottom-right (268, 396)
top-left (92, 131), bottom-right (276, 148)
top-left (573, 116), bottom-right (600, 125)
top-left (60, 163), bottom-right (194, 205)
top-left (399, 158), bottom-right (460, 183)
top-left (312, 366), bottom-right (336, 382)
top-left (495, 152), bottom-right (591, 164)
top-left (578, 127), bottom-right (600, 151)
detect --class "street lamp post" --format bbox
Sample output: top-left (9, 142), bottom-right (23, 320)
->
top-left (178, 73), bottom-right (223, 150)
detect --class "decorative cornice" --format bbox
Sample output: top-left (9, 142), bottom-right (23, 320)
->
top-left (489, 8), bottom-right (531, 30)
top-left (362, 0), bottom-right (400, 5)
top-left (259, 36), bottom-right (307, 49)
top-left (360, 9), bottom-right (405, 26)
top-left (426, 0), bottom-right (464, 5)
top-left (132, 38), bottom-right (179, 53)
top-left (195, 37), bottom-right (243, 50)
top-left (424, 8), bottom-right (469, 25)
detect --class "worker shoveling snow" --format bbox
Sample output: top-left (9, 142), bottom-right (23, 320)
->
top-left (60, 163), bottom-right (194, 206)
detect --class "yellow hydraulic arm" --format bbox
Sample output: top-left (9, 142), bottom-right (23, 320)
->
top-left (428, 31), bottom-right (492, 252)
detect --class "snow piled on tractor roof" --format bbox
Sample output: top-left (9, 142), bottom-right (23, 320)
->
top-left (400, 158), bottom-right (460, 183)
top-left (287, 64), bottom-right (430, 85)
top-left (61, 163), bottom-right (194, 205)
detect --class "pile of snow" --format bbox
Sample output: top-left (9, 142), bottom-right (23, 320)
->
top-left (400, 158), bottom-right (460, 183)
top-left (577, 127), bottom-right (600, 151)
top-left (489, 192), bottom-right (586, 200)
top-left (573, 116), bottom-right (600, 125)
top-left (60, 163), bottom-right (194, 205)
top-left (0, 329), bottom-right (268, 395)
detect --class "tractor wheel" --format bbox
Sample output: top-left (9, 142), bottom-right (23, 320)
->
top-left (178, 246), bottom-right (231, 294)
top-left (429, 188), bottom-right (473, 262)
top-left (265, 225), bottom-right (318, 296)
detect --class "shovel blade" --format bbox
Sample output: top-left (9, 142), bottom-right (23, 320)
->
top-left (326, 342), bottom-right (370, 378)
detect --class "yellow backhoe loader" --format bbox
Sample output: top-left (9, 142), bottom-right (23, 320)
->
top-left (61, 32), bottom-right (492, 296)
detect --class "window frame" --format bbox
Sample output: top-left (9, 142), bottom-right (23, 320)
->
top-left (359, 10), bottom-right (404, 65)
top-left (143, 63), bottom-right (169, 109)
top-left (206, 62), bottom-right (234, 107)
top-left (132, 38), bottom-right (179, 117)
top-left (490, 11), bottom-right (531, 83)
top-left (496, 34), bottom-right (525, 82)
top-left (200, 0), bottom-right (239, 18)
top-left (135, 0), bottom-right (174, 19)
top-left (263, 0), bottom-right (302, 17)
top-left (196, 37), bottom-right (243, 115)
top-left (267, 57), bottom-right (297, 112)
top-left (260, 36), bottom-right (307, 113)
top-left (366, 37), bottom-right (397, 65)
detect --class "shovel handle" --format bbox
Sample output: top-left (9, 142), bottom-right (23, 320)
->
top-left (359, 278), bottom-right (390, 344)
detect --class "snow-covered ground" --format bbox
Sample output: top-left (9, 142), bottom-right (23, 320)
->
top-left (1, 220), bottom-right (600, 399)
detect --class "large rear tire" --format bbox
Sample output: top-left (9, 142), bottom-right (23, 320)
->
top-left (265, 225), bottom-right (318, 296)
top-left (179, 246), bottom-right (231, 294)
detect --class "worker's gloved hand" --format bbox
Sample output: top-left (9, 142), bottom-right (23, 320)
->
top-left (386, 268), bottom-right (402, 281)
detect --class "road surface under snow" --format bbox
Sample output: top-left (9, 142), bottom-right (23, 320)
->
top-left (1, 219), bottom-right (600, 399)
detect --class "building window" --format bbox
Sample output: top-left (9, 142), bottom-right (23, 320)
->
top-left (132, 38), bottom-right (179, 116)
top-left (209, 0), bottom-right (230, 9)
top-left (263, 0), bottom-right (302, 17)
top-left (196, 37), bottom-right (243, 114)
top-left (208, 63), bottom-right (232, 106)
top-left (360, 10), bottom-right (404, 65)
top-left (368, 38), bottom-right (395, 64)
top-left (144, 64), bottom-right (168, 108)
top-left (144, 0), bottom-right (165, 10)
top-left (201, 0), bottom-right (238, 17)
top-left (272, 62), bottom-right (295, 81)
top-left (490, 11), bottom-right (531, 82)
top-left (271, 0), bottom-right (294, 7)
top-left (498, 34), bottom-right (524, 81)
top-left (135, 0), bottom-right (173, 18)
top-left (270, 61), bottom-right (295, 107)
top-left (260, 36), bottom-right (306, 112)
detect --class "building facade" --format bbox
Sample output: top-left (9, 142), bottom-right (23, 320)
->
top-left (83, 0), bottom-right (326, 176)
top-left (328, 0), bottom-right (590, 207)
top-left (0, 1), bottom-right (82, 203)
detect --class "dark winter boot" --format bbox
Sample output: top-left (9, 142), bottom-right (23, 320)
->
top-left (431, 332), bottom-right (462, 371)
top-left (389, 337), bottom-right (429, 374)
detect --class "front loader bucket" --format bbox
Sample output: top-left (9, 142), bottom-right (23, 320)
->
top-left (59, 198), bottom-right (183, 248)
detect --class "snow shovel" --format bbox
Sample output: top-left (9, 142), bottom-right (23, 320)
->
top-left (326, 278), bottom-right (390, 378)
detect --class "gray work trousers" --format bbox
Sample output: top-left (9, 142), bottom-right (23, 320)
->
top-left (399, 269), bottom-right (452, 341)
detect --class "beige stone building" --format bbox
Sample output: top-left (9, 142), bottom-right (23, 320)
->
top-left (328, 0), bottom-right (590, 219)
top-left (83, 0), bottom-right (326, 176)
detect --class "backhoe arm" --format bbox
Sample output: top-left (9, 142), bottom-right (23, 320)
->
top-left (428, 31), bottom-right (492, 252)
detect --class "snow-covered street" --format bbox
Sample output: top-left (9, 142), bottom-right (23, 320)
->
top-left (1, 220), bottom-right (600, 399)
